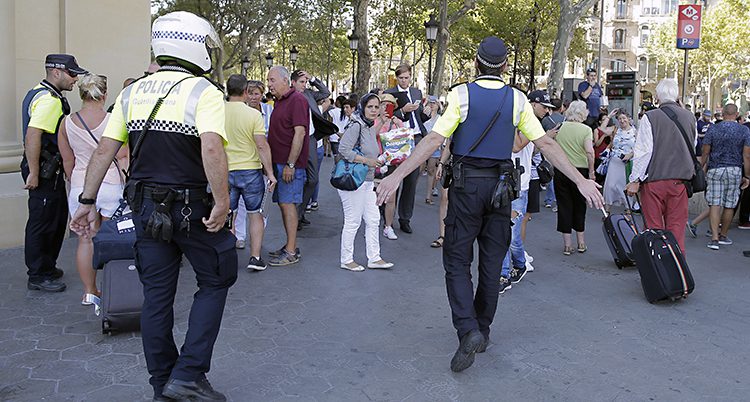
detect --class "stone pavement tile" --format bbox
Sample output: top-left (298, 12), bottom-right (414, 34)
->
top-left (85, 353), bottom-right (140, 375)
top-left (82, 384), bottom-right (150, 402)
top-left (278, 375), bottom-right (332, 397)
top-left (361, 379), bottom-right (419, 401)
top-left (2, 349), bottom-right (60, 370)
top-left (111, 363), bottom-right (149, 387)
top-left (0, 316), bottom-right (42, 331)
top-left (259, 347), bottom-right (309, 366)
top-left (0, 378), bottom-right (57, 400)
top-left (245, 363), bottom-right (296, 384)
top-left (61, 342), bottom-right (112, 361)
top-left (31, 359), bottom-right (85, 380)
top-left (225, 381), bottom-right (285, 402)
top-left (13, 324), bottom-right (62, 341)
top-left (0, 366), bottom-right (30, 388)
top-left (56, 371), bottom-right (114, 397)
top-left (231, 336), bottom-right (276, 354)
top-left (43, 312), bottom-right (88, 326)
top-left (109, 336), bottom-right (144, 355)
top-left (0, 339), bottom-right (36, 358)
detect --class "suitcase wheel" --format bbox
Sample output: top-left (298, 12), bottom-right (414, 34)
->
top-left (614, 259), bottom-right (623, 269)
top-left (102, 319), bottom-right (112, 335)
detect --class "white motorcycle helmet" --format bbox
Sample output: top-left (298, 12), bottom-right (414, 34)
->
top-left (151, 11), bottom-right (222, 74)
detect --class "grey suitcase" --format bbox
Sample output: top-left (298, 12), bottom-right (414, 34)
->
top-left (100, 259), bottom-right (143, 335)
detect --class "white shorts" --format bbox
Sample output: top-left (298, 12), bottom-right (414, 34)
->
top-left (68, 183), bottom-right (125, 218)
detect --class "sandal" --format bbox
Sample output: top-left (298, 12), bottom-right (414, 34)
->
top-left (563, 246), bottom-right (573, 256)
top-left (431, 236), bottom-right (444, 248)
top-left (577, 244), bottom-right (587, 253)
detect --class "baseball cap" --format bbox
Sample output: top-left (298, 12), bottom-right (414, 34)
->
top-left (45, 54), bottom-right (88, 76)
top-left (528, 90), bottom-right (555, 108)
top-left (702, 109), bottom-right (712, 116)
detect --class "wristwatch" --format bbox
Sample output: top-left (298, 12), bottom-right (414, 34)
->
top-left (78, 193), bottom-right (96, 205)
top-left (286, 162), bottom-right (295, 169)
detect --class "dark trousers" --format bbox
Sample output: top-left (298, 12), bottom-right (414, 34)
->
top-left (553, 168), bottom-right (588, 233)
top-left (298, 139), bottom-right (319, 219)
top-left (21, 165), bottom-right (68, 282)
top-left (397, 135), bottom-right (423, 224)
top-left (133, 197), bottom-right (238, 395)
top-left (443, 177), bottom-right (511, 340)
top-left (738, 188), bottom-right (750, 224)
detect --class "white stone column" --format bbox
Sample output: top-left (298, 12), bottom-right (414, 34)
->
top-left (0, 0), bottom-right (23, 173)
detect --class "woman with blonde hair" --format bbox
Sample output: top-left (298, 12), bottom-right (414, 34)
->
top-left (553, 100), bottom-right (596, 255)
top-left (58, 74), bottom-right (128, 304)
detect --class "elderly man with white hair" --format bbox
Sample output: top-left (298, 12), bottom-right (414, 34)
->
top-left (625, 79), bottom-right (697, 251)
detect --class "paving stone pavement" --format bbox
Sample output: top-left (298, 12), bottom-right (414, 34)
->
top-left (1, 158), bottom-right (750, 401)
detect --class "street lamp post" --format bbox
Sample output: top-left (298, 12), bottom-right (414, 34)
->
top-left (241, 56), bottom-right (251, 77)
top-left (289, 45), bottom-right (299, 71)
top-left (264, 52), bottom-right (274, 79)
top-left (348, 33), bottom-right (359, 92)
top-left (424, 13), bottom-right (438, 95)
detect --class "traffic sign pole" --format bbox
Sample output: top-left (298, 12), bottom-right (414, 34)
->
top-left (676, 3), bottom-right (702, 106)
top-left (682, 49), bottom-right (689, 106)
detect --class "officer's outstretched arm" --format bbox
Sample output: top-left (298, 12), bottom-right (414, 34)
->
top-left (81, 137), bottom-right (123, 199)
top-left (533, 134), bottom-right (604, 209)
top-left (376, 132), bottom-right (444, 205)
top-left (201, 132), bottom-right (230, 232)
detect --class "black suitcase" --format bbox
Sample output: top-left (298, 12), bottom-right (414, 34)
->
top-left (631, 229), bottom-right (695, 303)
top-left (602, 212), bottom-right (639, 268)
top-left (100, 259), bottom-right (143, 334)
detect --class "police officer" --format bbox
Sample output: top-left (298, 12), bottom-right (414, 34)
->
top-left (376, 36), bottom-right (604, 373)
top-left (70, 12), bottom-right (235, 401)
top-left (22, 54), bottom-right (87, 292)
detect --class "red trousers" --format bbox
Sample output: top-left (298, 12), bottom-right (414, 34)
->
top-left (640, 180), bottom-right (689, 251)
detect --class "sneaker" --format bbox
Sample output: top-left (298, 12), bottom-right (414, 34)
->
top-left (686, 223), bottom-right (698, 238)
top-left (552, 205), bottom-right (558, 213)
top-left (305, 204), bottom-right (312, 212)
top-left (235, 239), bottom-right (246, 249)
top-left (525, 260), bottom-right (535, 272)
top-left (544, 202), bottom-right (552, 208)
top-left (383, 226), bottom-right (398, 240)
top-left (269, 246), bottom-right (301, 258)
top-left (432, 188), bottom-right (439, 197)
top-left (340, 262), bottom-right (365, 272)
top-left (705, 229), bottom-right (712, 238)
top-left (163, 376), bottom-right (226, 401)
top-left (247, 256), bottom-right (267, 271)
top-left (738, 222), bottom-right (750, 230)
top-left (499, 276), bottom-right (512, 294)
top-left (718, 235), bottom-right (733, 245)
top-left (27, 279), bottom-right (66, 292)
top-left (509, 266), bottom-right (527, 284)
top-left (310, 202), bottom-right (319, 211)
top-left (707, 240), bottom-right (720, 250)
top-left (524, 251), bottom-right (534, 264)
top-left (367, 260), bottom-right (394, 269)
top-left (268, 249), bottom-right (300, 266)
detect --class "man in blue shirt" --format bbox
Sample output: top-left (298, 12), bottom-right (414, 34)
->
top-left (577, 68), bottom-right (602, 129)
top-left (696, 109), bottom-right (713, 160)
top-left (702, 103), bottom-right (750, 250)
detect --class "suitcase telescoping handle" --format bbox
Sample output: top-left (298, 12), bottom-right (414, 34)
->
top-left (625, 191), bottom-right (647, 229)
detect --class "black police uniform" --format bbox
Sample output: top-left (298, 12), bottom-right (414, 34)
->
top-left (104, 67), bottom-right (237, 396)
top-left (20, 81), bottom-right (70, 285)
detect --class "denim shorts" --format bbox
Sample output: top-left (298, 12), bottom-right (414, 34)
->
top-left (229, 169), bottom-right (265, 212)
top-left (272, 163), bottom-right (307, 204)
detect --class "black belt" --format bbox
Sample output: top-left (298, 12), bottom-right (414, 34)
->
top-left (463, 167), bottom-right (507, 178)
top-left (141, 185), bottom-right (210, 202)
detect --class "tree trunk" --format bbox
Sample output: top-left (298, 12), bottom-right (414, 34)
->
top-left (353, 0), bottom-right (371, 95)
top-left (547, 0), bottom-right (598, 97)
top-left (432, 0), bottom-right (450, 97)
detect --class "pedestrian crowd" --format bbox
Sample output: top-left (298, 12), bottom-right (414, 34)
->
top-left (18, 10), bottom-right (750, 401)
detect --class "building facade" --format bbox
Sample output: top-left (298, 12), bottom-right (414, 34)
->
top-left (0, 0), bottom-right (151, 248)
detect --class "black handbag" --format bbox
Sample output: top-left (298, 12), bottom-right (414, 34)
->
top-left (534, 158), bottom-right (554, 185)
top-left (661, 107), bottom-right (706, 197)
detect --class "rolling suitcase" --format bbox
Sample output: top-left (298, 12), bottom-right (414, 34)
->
top-left (100, 259), bottom-right (143, 334)
top-left (602, 212), bottom-right (639, 268)
top-left (631, 229), bottom-right (695, 303)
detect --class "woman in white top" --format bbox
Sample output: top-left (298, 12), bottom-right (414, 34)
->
top-left (58, 74), bottom-right (128, 305)
top-left (603, 111), bottom-right (637, 211)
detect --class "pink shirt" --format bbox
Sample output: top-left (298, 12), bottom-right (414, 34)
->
top-left (65, 114), bottom-right (123, 188)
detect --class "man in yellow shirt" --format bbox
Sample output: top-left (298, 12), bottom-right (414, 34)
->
top-left (225, 74), bottom-right (276, 271)
top-left (22, 54), bottom-right (86, 292)
top-left (376, 36), bottom-right (604, 373)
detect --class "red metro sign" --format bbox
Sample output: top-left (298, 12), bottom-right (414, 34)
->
top-left (677, 4), bottom-right (702, 49)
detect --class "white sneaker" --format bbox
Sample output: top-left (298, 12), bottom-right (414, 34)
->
top-left (368, 260), bottom-right (394, 269)
top-left (524, 251), bottom-right (534, 263)
top-left (525, 261), bottom-right (535, 272)
top-left (383, 226), bottom-right (398, 240)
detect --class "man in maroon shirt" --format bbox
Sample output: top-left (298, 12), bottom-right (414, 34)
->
top-left (266, 66), bottom-right (310, 266)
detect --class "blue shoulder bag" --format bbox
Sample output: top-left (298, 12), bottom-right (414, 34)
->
top-left (330, 121), bottom-right (369, 191)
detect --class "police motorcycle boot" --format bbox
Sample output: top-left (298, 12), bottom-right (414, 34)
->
top-left (450, 329), bottom-right (485, 372)
top-left (162, 376), bottom-right (226, 402)
top-left (476, 334), bottom-right (490, 353)
top-left (51, 267), bottom-right (64, 279)
top-left (27, 278), bottom-right (67, 292)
